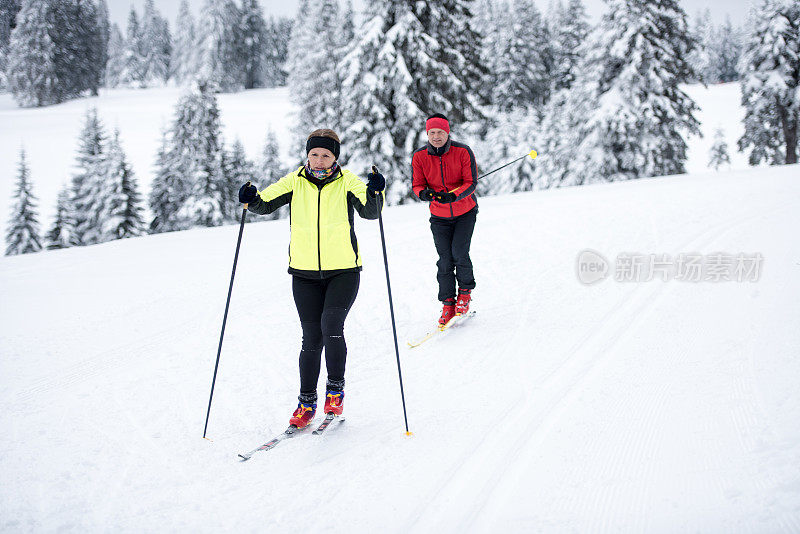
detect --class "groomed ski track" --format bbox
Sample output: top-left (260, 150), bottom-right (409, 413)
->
top-left (1, 166), bottom-right (799, 532)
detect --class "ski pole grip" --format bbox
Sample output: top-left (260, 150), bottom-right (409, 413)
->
top-left (244, 180), bottom-right (251, 209)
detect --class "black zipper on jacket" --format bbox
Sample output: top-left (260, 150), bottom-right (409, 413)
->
top-left (439, 156), bottom-right (454, 218)
top-left (317, 186), bottom-right (322, 278)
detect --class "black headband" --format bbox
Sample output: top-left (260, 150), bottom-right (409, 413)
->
top-left (306, 136), bottom-right (340, 159)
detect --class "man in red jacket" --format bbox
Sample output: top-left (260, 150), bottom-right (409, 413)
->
top-left (412, 113), bottom-right (478, 327)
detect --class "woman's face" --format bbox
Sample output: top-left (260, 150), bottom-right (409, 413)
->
top-left (308, 147), bottom-right (336, 170)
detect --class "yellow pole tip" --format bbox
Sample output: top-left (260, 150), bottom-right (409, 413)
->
top-left (405, 431), bottom-right (414, 437)
top-left (529, 150), bottom-right (538, 159)
top-left (203, 437), bottom-right (213, 442)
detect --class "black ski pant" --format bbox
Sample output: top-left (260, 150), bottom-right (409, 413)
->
top-left (430, 207), bottom-right (477, 302)
top-left (292, 272), bottom-right (360, 401)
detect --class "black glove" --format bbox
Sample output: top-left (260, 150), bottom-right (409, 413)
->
top-left (239, 182), bottom-right (257, 204)
top-left (367, 171), bottom-right (385, 196)
top-left (419, 188), bottom-right (434, 202)
top-left (433, 191), bottom-right (457, 203)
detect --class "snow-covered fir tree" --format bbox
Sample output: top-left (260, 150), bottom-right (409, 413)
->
top-left (261, 15), bottom-right (292, 87)
top-left (100, 130), bottom-right (145, 241)
top-left (5, 148), bottom-right (42, 256)
top-left (45, 185), bottom-right (73, 250)
top-left (257, 127), bottom-right (288, 220)
top-left (688, 9), bottom-right (715, 83)
top-left (7, 0), bottom-right (103, 105)
top-left (542, 0), bottom-right (701, 185)
top-left (197, 0), bottom-right (246, 92)
top-left (714, 16), bottom-right (743, 83)
top-left (224, 138), bottom-right (256, 220)
top-left (69, 107), bottom-right (108, 246)
top-left (6, 0), bottom-right (58, 107)
top-left (340, 0), bottom-right (485, 203)
top-left (709, 128), bottom-right (731, 170)
top-left (105, 23), bottom-right (125, 87)
top-left (149, 129), bottom-right (186, 233)
top-left (172, 81), bottom-right (231, 227)
top-left (483, 0), bottom-right (552, 112)
top-left (172, 0), bottom-right (198, 85)
top-left (140, 0), bottom-right (171, 85)
top-left (0, 0), bottom-right (23, 91)
top-left (738, 0), bottom-right (799, 165)
top-left (240, 0), bottom-right (268, 89)
top-left (94, 0), bottom-right (110, 87)
top-left (118, 7), bottom-right (145, 86)
top-left (287, 0), bottom-right (348, 154)
top-left (551, 0), bottom-right (590, 92)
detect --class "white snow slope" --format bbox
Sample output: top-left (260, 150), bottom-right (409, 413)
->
top-left (2, 162), bottom-right (800, 532)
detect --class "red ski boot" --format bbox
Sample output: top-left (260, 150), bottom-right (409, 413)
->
top-left (324, 390), bottom-right (344, 415)
top-left (455, 289), bottom-right (471, 315)
top-left (438, 298), bottom-right (456, 328)
top-left (289, 402), bottom-right (316, 428)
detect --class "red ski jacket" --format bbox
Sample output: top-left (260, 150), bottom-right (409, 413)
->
top-left (412, 139), bottom-right (478, 218)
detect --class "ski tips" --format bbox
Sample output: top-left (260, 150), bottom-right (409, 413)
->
top-left (529, 150), bottom-right (538, 159)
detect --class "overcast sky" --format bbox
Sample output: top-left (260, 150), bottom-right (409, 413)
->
top-left (106, 0), bottom-right (752, 32)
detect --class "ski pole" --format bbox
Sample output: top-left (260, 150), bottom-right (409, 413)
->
top-left (203, 185), bottom-right (250, 439)
top-left (476, 149), bottom-right (538, 181)
top-left (372, 166), bottom-right (412, 436)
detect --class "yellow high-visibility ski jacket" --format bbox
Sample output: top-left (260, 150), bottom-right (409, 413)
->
top-left (247, 166), bottom-right (383, 278)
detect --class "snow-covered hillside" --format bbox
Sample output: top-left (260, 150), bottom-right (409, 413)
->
top-left (1, 162), bottom-right (799, 531)
top-left (0, 86), bottom-right (295, 239)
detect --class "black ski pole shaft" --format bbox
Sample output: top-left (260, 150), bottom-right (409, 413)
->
top-left (372, 166), bottom-right (411, 435)
top-left (203, 192), bottom-right (249, 439)
top-left (477, 153), bottom-right (528, 180)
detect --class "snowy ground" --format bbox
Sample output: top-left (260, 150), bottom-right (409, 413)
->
top-left (1, 161), bottom-right (799, 531)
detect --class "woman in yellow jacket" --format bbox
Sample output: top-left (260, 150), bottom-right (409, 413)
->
top-left (238, 129), bottom-right (385, 429)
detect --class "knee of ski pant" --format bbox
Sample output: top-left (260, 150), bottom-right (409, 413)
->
top-left (300, 321), bottom-right (323, 350)
top-left (320, 307), bottom-right (347, 339)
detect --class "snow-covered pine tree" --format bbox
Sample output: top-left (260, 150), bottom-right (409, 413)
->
top-left (96, 0), bottom-right (110, 87)
top-left (552, 0), bottom-right (701, 184)
top-left (708, 128), bottom-right (731, 170)
top-left (224, 138), bottom-right (256, 221)
top-left (287, 0), bottom-right (353, 156)
top-left (714, 16), bottom-right (743, 83)
top-left (197, 0), bottom-right (246, 92)
top-left (100, 130), bottom-right (145, 241)
top-left (69, 107), bottom-right (108, 246)
top-left (105, 23), bottom-right (125, 87)
top-left (172, 0), bottom-right (198, 85)
top-left (149, 129), bottom-right (186, 233)
top-left (58, 0), bottom-right (105, 97)
top-left (45, 184), bottom-right (73, 249)
top-left (0, 0), bottom-right (23, 91)
top-left (484, 0), bottom-right (551, 112)
top-left (341, 0), bottom-right (485, 203)
top-left (140, 0), bottom-right (171, 85)
top-left (241, 0), bottom-right (267, 89)
top-left (6, 0), bottom-right (59, 107)
top-left (257, 127), bottom-right (287, 220)
top-left (551, 0), bottom-right (590, 92)
top-left (173, 81), bottom-right (230, 227)
top-left (119, 6), bottom-right (145, 86)
top-left (5, 148), bottom-right (42, 256)
top-left (687, 8), bottom-right (715, 83)
top-left (738, 0), bottom-right (799, 165)
top-left (261, 15), bottom-right (291, 87)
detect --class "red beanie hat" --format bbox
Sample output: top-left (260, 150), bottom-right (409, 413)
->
top-left (426, 115), bottom-right (450, 133)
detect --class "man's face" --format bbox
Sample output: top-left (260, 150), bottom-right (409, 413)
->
top-left (427, 128), bottom-right (449, 148)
